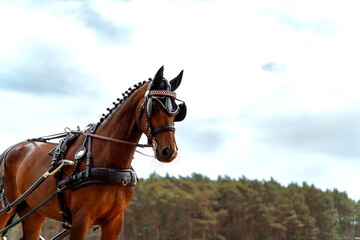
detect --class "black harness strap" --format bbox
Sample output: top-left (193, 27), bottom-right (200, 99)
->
top-left (58, 168), bottom-right (137, 191)
top-left (51, 123), bottom-right (139, 230)
top-left (51, 134), bottom-right (78, 226)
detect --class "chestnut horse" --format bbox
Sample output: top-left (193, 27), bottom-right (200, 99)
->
top-left (0, 66), bottom-right (186, 239)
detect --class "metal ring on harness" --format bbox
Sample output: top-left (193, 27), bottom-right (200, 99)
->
top-left (122, 179), bottom-right (128, 186)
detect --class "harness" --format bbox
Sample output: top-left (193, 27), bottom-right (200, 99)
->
top-left (49, 125), bottom-right (139, 230)
top-left (53, 81), bottom-right (185, 233)
top-left (0, 79), bottom-right (187, 239)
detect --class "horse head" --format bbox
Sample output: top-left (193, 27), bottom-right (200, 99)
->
top-left (137, 66), bottom-right (186, 163)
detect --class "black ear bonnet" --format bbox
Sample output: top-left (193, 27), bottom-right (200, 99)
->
top-left (137, 67), bottom-right (186, 141)
top-left (145, 72), bottom-right (186, 122)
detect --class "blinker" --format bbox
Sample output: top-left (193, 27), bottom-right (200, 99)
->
top-left (146, 98), bottom-right (153, 118)
top-left (165, 97), bottom-right (172, 113)
top-left (146, 93), bottom-right (186, 120)
top-left (165, 81), bottom-right (173, 113)
top-left (175, 103), bottom-right (187, 122)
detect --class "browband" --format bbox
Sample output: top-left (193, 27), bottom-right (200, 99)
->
top-left (149, 90), bottom-right (177, 98)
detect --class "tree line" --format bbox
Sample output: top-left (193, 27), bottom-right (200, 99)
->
top-left (123, 173), bottom-right (360, 240)
top-left (6, 173), bottom-right (360, 239)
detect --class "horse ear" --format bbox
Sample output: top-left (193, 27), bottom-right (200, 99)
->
top-left (152, 66), bottom-right (164, 89)
top-left (170, 70), bottom-right (183, 91)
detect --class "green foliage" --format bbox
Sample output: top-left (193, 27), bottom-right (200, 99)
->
top-left (4, 173), bottom-right (359, 240)
top-left (123, 174), bottom-right (360, 240)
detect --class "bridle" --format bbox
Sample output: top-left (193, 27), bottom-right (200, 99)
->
top-left (71, 80), bottom-right (186, 158)
top-left (137, 80), bottom-right (184, 154)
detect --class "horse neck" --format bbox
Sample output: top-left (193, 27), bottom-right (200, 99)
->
top-left (91, 91), bottom-right (144, 169)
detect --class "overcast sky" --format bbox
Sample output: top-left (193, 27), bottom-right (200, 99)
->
top-left (1, 0), bottom-right (360, 200)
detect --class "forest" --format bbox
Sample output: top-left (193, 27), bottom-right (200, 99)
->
top-left (6, 173), bottom-right (360, 240)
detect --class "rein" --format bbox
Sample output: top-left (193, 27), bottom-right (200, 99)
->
top-left (0, 160), bottom-right (74, 235)
top-left (70, 131), bottom-right (154, 158)
top-left (70, 131), bottom-right (152, 148)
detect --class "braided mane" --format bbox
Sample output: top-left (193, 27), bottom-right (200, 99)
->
top-left (98, 79), bottom-right (151, 124)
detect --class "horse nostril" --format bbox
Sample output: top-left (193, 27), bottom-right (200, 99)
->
top-left (162, 147), bottom-right (171, 157)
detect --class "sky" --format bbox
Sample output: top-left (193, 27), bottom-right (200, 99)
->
top-left (1, 0), bottom-right (360, 200)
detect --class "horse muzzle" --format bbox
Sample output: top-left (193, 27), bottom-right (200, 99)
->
top-left (156, 144), bottom-right (178, 163)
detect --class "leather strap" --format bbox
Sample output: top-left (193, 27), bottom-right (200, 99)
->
top-left (152, 124), bottom-right (175, 136)
top-left (58, 168), bottom-right (138, 191)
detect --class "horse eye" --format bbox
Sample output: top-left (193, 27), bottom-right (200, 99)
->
top-left (152, 105), bottom-right (159, 112)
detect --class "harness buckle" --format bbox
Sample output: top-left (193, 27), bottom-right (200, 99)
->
top-left (57, 184), bottom-right (67, 191)
top-left (152, 139), bottom-right (158, 151)
top-left (122, 179), bottom-right (128, 186)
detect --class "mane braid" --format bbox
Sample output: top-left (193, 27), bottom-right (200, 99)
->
top-left (98, 80), bottom-right (150, 124)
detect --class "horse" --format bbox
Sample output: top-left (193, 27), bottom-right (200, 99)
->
top-left (0, 66), bottom-right (186, 240)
